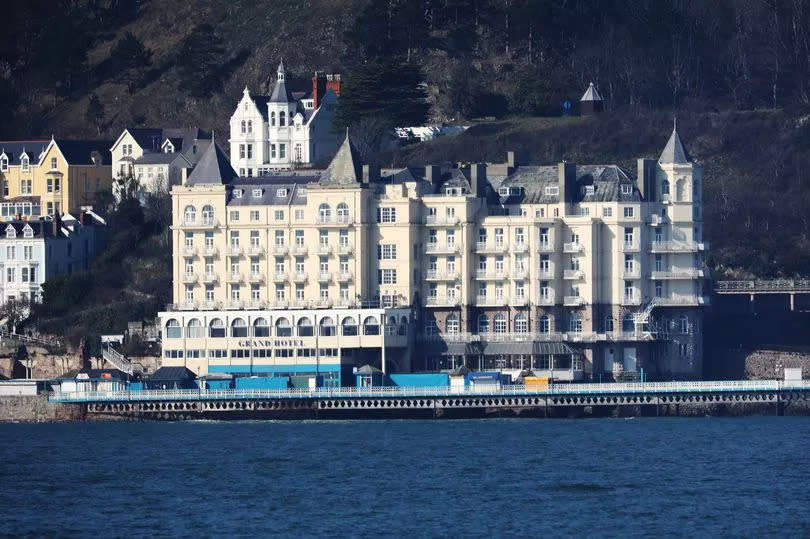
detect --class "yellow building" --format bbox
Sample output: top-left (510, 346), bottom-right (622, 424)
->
top-left (159, 127), bottom-right (708, 385)
top-left (0, 138), bottom-right (113, 219)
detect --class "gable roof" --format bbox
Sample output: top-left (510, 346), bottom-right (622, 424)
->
top-left (658, 126), bottom-right (691, 164)
top-left (148, 366), bottom-right (196, 381)
top-left (54, 139), bottom-right (112, 165)
top-left (0, 141), bottom-right (49, 165)
top-left (185, 141), bottom-right (238, 186)
top-left (318, 133), bottom-right (362, 188)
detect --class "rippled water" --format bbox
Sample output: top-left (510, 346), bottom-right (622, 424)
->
top-left (1, 418), bottom-right (808, 537)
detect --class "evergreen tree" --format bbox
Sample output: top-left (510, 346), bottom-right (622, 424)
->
top-left (334, 56), bottom-right (430, 130)
top-left (86, 93), bottom-right (105, 135)
top-left (109, 31), bottom-right (152, 93)
top-left (175, 24), bottom-right (226, 97)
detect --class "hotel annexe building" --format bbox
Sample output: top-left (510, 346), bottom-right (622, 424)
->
top-left (159, 127), bottom-right (707, 386)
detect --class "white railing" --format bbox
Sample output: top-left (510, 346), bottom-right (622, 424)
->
top-left (650, 241), bottom-right (707, 252)
top-left (102, 345), bottom-right (143, 376)
top-left (651, 269), bottom-right (703, 280)
top-left (563, 242), bottom-right (582, 253)
top-left (563, 269), bottom-right (583, 280)
top-left (49, 380), bottom-right (810, 403)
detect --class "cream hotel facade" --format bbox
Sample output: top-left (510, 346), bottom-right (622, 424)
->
top-left (159, 126), bottom-right (708, 386)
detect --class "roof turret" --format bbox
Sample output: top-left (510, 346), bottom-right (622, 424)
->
top-left (185, 140), bottom-right (238, 185)
top-left (318, 132), bottom-right (362, 187)
top-left (658, 120), bottom-right (691, 164)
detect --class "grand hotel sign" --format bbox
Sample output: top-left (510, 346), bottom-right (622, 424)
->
top-left (236, 339), bottom-right (305, 348)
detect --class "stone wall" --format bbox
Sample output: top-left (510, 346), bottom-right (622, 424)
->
top-left (744, 348), bottom-right (810, 380)
top-left (0, 395), bottom-right (84, 422)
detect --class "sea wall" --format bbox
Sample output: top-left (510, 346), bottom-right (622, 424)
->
top-left (744, 348), bottom-right (810, 380)
top-left (0, 395), bottom-right (84, 422)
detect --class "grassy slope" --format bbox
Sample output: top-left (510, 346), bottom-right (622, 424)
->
top-left (385, 109), bottom-right (810, 278)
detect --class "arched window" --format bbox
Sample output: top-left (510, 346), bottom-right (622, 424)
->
top-left (398, 315), bottom-right (408, 336)
top-left (622, 314), bottom-right (635, 333)
top-left (209, 318), bottom-right (225, 338)
top-left (280, 111), bottom-right (286, 126)
top-left (231, 317), bottom-right (247, 337)
top-left (319, 316), bottom-right (335, 336)
top-left (514, 313), bottom-right (528, 334)
top-left (240, 120), bottom-right (246, 133)
top-left (569, 313), bottom-right (582, 333)
top-left (445, 314), bottom-right (459, 334)
top-left (661, 180), bottom-right (670, 197)
top-left (297, 317), bottom-right (313, 337)
top-left (494, 314), bottom-right (506, 334)
top-left (679, 315), bottom-right (689, 334)
top-left (341, 316), bottom-right (357, 336)
top-left (184, 205), bottom-right (196, 225)
top-left (247, 120), bottom-right (252, 133)
top-left (363, 315), bottom-right (380, 335)
top-left (202, 205), bottom-right (214, 225)
top-left (186, 318), bottom-right (204, 338)
top-left (478, 314), bottom-right (489, 334)
top-left (275, 317), bottom-right (291, 337)
top-left (539, 315), bottom-right (550, 334)
top-left (676, 179), bottom-right (687, 202)
top-left (165, 319), bottom-right (181, 339)
top-left (605, 316), bottom-right (615, 333)
top-left (337, 203), bottom-right (349, 222)
top-left (386, 315), bottom-right (397, 335)
top-left (318, 203), bottom-right (331, 221)
top-left (253, 317), bottom-right (270, 337)
top-left (270, 111), bottom-right (275, 126)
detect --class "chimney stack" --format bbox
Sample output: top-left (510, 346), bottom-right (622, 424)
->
top-left (470, 163), bottom-right (486, 197)
top-left (312, 71), bottom-right (326, 110)
top-left (425, 165), bottom-right (440, 185)
top-left (362, 164), bottom-right (379, 186)
top-left (637, 158), bottom-right (657, 201)
top-left (326, 73), bottom-right (341, 96)
top-left (558, 161), bottom-right (576, 204)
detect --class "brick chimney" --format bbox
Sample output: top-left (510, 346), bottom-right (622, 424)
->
top-left (326, 73), bottom-right (341, 96)
top-left (312, 71), bottom-right (326, 110)
top-left (470, 163), bottom-right (486, 197)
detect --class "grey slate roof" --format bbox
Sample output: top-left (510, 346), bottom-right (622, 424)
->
top-left (227, 176), bottom-right (317, 207)
top-left (494, 164), bottom-right (641, 203)
top-left (318, 134), bottom-right (362, 188)
top-left (125, 127), bottom-right (211, 155)
top-left (149, 366), bottom-right (196, 381)
top-left (580, 82), bottom-right (603, 102)
top-left (659, 126), bottom-right (691, 164)
top-left (185, 142), bottom-right (238, 186)
top-left (269, 61), bottom-right (294, 104)
top-left (0, 141), bottom-right (49, 165)
top-left (133, 152), bottom-right (186, 165)
top-left (54, 140), bottom-right (113, 165)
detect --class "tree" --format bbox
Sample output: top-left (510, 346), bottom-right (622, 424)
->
top-left (334, 56), bottom-right (431, 130)
top-left (109, 31), bottom-right (152, 93)
top-left (175, 24), bottom-right (225, 97)
top-left (86, 93), bottom-right (105, 135)
top-left (0, 298), bottom-right (30, 334)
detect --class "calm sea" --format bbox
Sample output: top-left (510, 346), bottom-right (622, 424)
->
top-left (0, 418), bottom-right (808, 538)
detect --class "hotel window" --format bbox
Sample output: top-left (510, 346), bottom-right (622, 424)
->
top-left (239, 144), bottom-right (245, 159)
top-left (544, 186), bottom-right (559, 196)
top-left (295, 143), bottom-right (303, 162)
top-left (445, 314), bottom-right (459, 334)
top-left (339, 229), bottom-right (348, 247)
top-left (185, 285), bottom-right (194, 302)
top-left (553, 208), bottom-right (559, 217)
top-left (205, 258), bottom-right (214, 276)
top-left (239, 168), bottom-right (245, 176)
top-left (274, 284), bottom-right (284, 300)
top-left (428, 256), bottom-right (438, 271)
top-left (495, 255), bottom-right (504, 274)
top-left (6, 246), bottom-right (14, 258)
top-left (295, 257), bottom-right (304, 273)
top-left (478, 256), bottom-right (487, 271)
top-left (428, 283), bottom-right (438, 298)
top-left (246, 145), bottom-right (252, 159)
top-left (624, 280), bottom-right (634, 300)
top-left (376, 207), bottom-right (396, 223)
top-left (539, 316), bottom-right (550, 334)
top-left (21, 156), bottom-right (29, 171)
top-left (621, 184), bottom-right (633, 195)
top-left (624, 227), bottom-right (634, 246)
top-left (623, 206), bottom-right (635, 218)
top-left (340, 283), bottom-right (349, 301)
top-left (447, 256), bottom-right (456, 273)
top-left (271, 144), bottom-right (276, 158)
top-left (240, 120), bottom-right (246, 133)
top-left (478, 229), bottom-right (487, 244)
top-left (184, 258), bottom-right (194, 276)
top-left (231, 285), bottom-right (241, 301)
top-left (569, 313), bottom-right (582, 333)
top-left (50, 157), bottom-right (57, 169)
top-left (250, 230), bottom-right (260, 248)
top-left (378, 269), bottom-right (397, 284)
top-left (296, 284), bottom-right (304, 300)
top-left (494, 228), bottom-right (504, 246)
top-left (274, 210), bottom-right (284, 221)
top-left (624, 254), bottom-right (634, 273)
top-left (603, 207), bottom-right (612, 217)
top-left (21, 179), bottom-right (32, 195)
top-left (165, 319), bottom-right (181, 339)
top-left (251, 257), bottom-right (261, 275)
top-left (655, 254), bottom-right (664, 271)
top-left (515, 255), bottom-right (524, 272)
top-left (295, 209), bottom-right (304, 220)
top-left (274, 230), bottom-right (284, 247)
top-left (515, 227), bottom-right (525, 245)
top-left (229, 231), bottom-right (239, 248)
top-left (23, 246), bottom-right (32, 260)
top-left (6, 267), bottom-right (13, 283)
top-left (339, 256), bottom-right (349, 273)
top-left (495, 282), bottom-right (504, 299)
top-left (540, 281), bottom-right (550, 300)
top-left (318, 230), bottom-right (329, 247)
top-left (319, 256), bottom-right (329, 273)
top-left (21, 267), bottom-right (29, 283)
top-left (204, 232), bottom-right (214, 250)
top-left (295, 230), bottom-right (305, 247)
top-left (230, 259), bottom-right (240, 276)
top-left (250, 210), bottom-right (260, 222)
top-left (655, 227), bottom-right (663, 242)
top-left (655, 280), bottom-right (664, 297)
top-left (184, 232), bottom-right (194, 251)
top-left (319, 284), bottom-right (329, 300)
top-left (0, 157), bottom-right (7, 171)
top-left (275, 257), bottom-right (284, 275)
top-left (494, 314), bottom-right (507, 333)
top-left (3, 180), bottom-right (8, 197)
top-left (679, 315), bottom-right (689, 334)
top-left (515, 281), bottom-right (525, 300)
top-left (29, 266), bottom-right (36, 282)
top-left (446, 229), bottom-right (456, 246)
top-left (514, 313), bottom-right (528, 333)
top-left (377, 244), bottom-right (397, 260)
top-left (279, 144), bottom-right (286, 159)
top-left (445, 207), bottom-right (455, 219)
top-left (427, 229), bottom-right (437, 246)
top-left (229, 210), bottom-right (239, 221)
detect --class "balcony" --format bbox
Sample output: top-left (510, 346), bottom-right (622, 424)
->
top-left (425, 296), bottom-right (460, 307)
top-left (183, 218), bottom-right (219, 229)
top-left (648, 214), bottom-right (668, 226)
top-left (512, 295), bottom-right (528, 306)
top-left (563, 269), bottom-right (584, 280)
top-left (270, 300), bottom-right (287, 309)
top-left (317, 244), bottom-right (332, 255)
top-left (292, 299), bottom-right (307, 309)
top-left (226, 272), bottom-right (243, 283)
top-left (476, 295), bottom-right (508, 307)
top-left (650, 241), bottom-right (708, 253)
top-left (315, 215), bottom-right (354, 226)
top-left (475, 269), bottom-right (507, 280)
top-left (654, 295), bottom-right (710, 306)
top-left (174, 301), bottom-right (197, 311)
top-left (512, 242), bottom-right (529, 253)
top-left (336, 271), bottom-right (353, 282)
top-left (425, 270), bottom-right (459, 281)
top-left (335, 298), bottom-right (355, 308)
top-left (513, 268), bottom-right (528, 279)
top-left (202, 273), bottom-right (218, 283)
top-left (182, 247), bottom-right (197, 257)
top-left (620, 241), bottom-right (640, 252)
top-left (291, 245), bottom-right (308, 256)
top-left (424, 215), bottom-right (460, 226)
top-left (227, 245), bottom-right (243, 256)
top-left (425, 242), bottom-right (461, 254)
top-left (563, 295), bottom-right (585, 306)
top-left (623, 268), bottom-right (641, 279)
top-left (247, 300), bottom-right (267, 310)
top-left (227, 300), bottom-right (243, 310)
top-left (317, 271), bottom-right (332, 282)
top-left (621, 292), bottom-right (641, 306)
top-left (293, 271), bottom-right (308, 282)
top-left (536, 293), bottom-right (555, 306)
top-left (537, 269), bottom-right (554, 279)
top-left (475, 242), bottom-right (507, 254)
top-left (203, 246), bottom-right (218, 257)
top-left (200, 300), bottom-right (221, 310)
top-left (182, 272), bottom-right (197, 283)
top-left (537, 241), bottom-right (554, 253)
top-left (248, 245), bottom-right (265, 256)
top-left (651, 268), bottom-right (704, 280)
top-left (338, 244), bottom-right (353, 255)
top-left (315, 299), bottom-right (333, 308)
top-left (563, 242), bottom-right (583, 253)
top-left (273, 244), bottom-right (288, 255)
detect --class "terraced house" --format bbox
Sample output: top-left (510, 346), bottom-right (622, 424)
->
top-left (0, 138), bottom-right (112, 219)
top-left (159, 125), bottom-right (707, 385)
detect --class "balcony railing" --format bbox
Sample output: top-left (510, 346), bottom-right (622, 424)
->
top-left (563, 269), bottom-right (584, 280)
top-left (563, 242), bottom-right (582, 253)
top-left (202, 273), bottom-right (218, 283)
top-left (247, 300), bottom-right (267, 310)
top-left (293, 271), bottom-right (308, 282)
top-left (512, 242), bottom-right (529, 253)
top-left (536, 294), bottom-right (555, 306)
top-left (425, 296), bottom-right (460, 307)
top-left (273, 244), bottom-right (288, 255)
top-left (182, 272), bottom-right (197, 283)
top-left (424, 215), bottom-right (460, 225)
top-left (200, 300), bottom-right (221, 310)
top-left (650, 241), bottom-right (708, 252)
top-left (227, 245), bottom-right (242, 256)
top-left (272, 272), bottom-right (286, 282)
top-left (654, 295), bottom-right (710, 306)
top-left (537, 241), bottom-right (554, 252)
top-left (475, 269), bottom-right (507, 280)
top-left (248, 245), bottom-right (265, 255)
top-left (513, 268), bottom-right (528, 279)
top-left (620, 241), bottom-right (640, 252)
top-left (476, 242), bottom-right (507, 253)
top-left (337, 271), bottom-right (353, 282)
top-left (476, 295), bottom-right (508, 306)
top-left (623, 268), bottom-right (641, 279)
top-left (203, 246), bottom-right (218, 257)
top-left (425, 243), bottom-right (461, 254)
top-left (315, 299), bottom-right (333, 308)
top-left (317, 271), bottom-right (332, 282)
top-left (651, 268), bottom-right (703, 280)
top-left (315, 215), bottom-right (354, 225)
top-left (338, 244), bottom-right (353, 255)
top-left (563, 295), bottom-right (585, 306)
top-left (621, 292), bottom-right (641, 306)
top-left (227, 272), bottom-right (243, 283)
top-left (426, 270), bottom-right (459, 281)
top-left (183, 218), bottom-right (219, 228)
top-left (537, 268), bottom-right (554, 279)
top-left (182, 247), bottom-right (197, 256)
top-left (512, 295), bottom-right (528, 306)
top-left (228, 300), bottom-right (243, 309)
top-left (292, 245), bottom-right (308, 255)
top-left (317, 244), bottom-right (332, 255)
top-left (271, 300), bottom-right (287, 309)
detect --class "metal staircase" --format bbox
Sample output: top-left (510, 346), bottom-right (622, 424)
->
top-left (102, 345), bottom-right (144, 376)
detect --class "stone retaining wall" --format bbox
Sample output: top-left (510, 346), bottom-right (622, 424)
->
top-left (0, 395), bottom-right (84, 422)
top-left (745, 349), bottom-right (810, 379)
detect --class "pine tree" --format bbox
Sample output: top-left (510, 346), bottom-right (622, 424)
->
top-left (175, 24), bottom-right (226, 97)
top-left (86, 93), bottom-right (105, 135)
top-left (109, 31), bottom-right (152, 93)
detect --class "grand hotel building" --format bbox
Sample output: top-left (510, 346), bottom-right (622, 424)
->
top-left (158, 127), bottom-right (708, 385)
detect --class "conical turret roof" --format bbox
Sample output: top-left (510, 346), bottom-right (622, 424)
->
top-left (319, 132), bottom-right (362, 187)
top-left (580, 82), bottom-right (602, 102)
top-left (186, 140), bottom-right (238, 185)
top-left (658, 122), bottom-right (691, 164)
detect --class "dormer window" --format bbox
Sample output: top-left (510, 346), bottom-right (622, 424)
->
top-left (5, 225), bottom-right (15, 239)
top-left (252, 189), bottom-right (263, 198)
top-left (0, 156), bottom-right (7, 172)
top-left (164, 143), bottom-right (174, 153)
top-left (298, 188), bottom-right (306, 196)
top-left (20, 155), bottom-right (29, 171)
top-left (584, 185), bottom-right (595, 196)
top-left (22, 225), bottom-right (33, 238)
top-left (498, 187), bottom-right (510, 196)
top-left (621, 184), bottom-right (633, 195)
top-left (445, 187), bottom-right (461, 196)
top-left (544, 186), bottom-right (559, 196)
top-left (276, 188), bottom-right (288, 197)
top-left (233, 189), bottom-right (243, 198)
